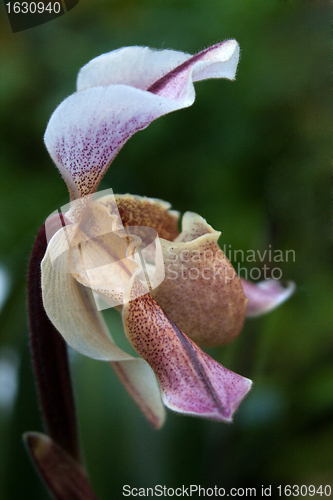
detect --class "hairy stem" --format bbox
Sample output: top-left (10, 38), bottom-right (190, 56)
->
top-left (28, 223), bottom-right (81, 462)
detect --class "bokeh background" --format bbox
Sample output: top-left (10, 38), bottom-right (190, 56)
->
top-left (0, 1), bottom-right (331, 498)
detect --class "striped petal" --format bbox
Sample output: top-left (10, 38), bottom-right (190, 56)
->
top-left (122, 285), bottom-right (252, 422)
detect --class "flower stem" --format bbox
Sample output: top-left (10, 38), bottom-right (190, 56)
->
top-left (28, 223), bottom-right (81, 462)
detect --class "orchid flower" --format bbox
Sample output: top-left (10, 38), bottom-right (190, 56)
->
top-left (39, 40), bottom-right (295, 430)
top-left (27, 41), bottom-right (296, 447)
top-left (25, 41), bottom-right (296, 498)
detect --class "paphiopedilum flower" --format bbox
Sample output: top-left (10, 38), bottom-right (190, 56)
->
top-left (38, 41), bottom-right (295, 431)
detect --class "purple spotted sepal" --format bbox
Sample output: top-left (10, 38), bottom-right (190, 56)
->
top-left (24, 432), bottom-right (98, 500)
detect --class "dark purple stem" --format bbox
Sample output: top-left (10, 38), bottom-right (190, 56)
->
top-left (28, 223), bottom-right (81, 462)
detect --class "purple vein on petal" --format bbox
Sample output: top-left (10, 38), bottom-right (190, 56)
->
top-left (148, 40), bottom-right (239, 99)
top-left (123, 292), bottom-right (252, 422)
top-left (167, 316), bottom-right (226, 416)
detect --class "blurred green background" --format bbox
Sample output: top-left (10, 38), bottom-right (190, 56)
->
top-left (0, 0), bottom-right (332, 498)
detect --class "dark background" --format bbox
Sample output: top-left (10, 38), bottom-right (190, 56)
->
top-left (0, 1), bottom-right (332, 498)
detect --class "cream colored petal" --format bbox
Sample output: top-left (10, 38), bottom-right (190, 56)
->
top-left (152, 212), bottom-right (247, 347)
top-left (174, 210), bottom-right (216, 242)
top-left (111, 359), bottom-right (166, 429)
top-left (42, 245), bottom-right (131, 361)
top-left (241, 278), bottom-right (296, 317)
top-left (67, 200), bottom-right (165, 305)
top-left (122, 286), bottom-right (252, 422)
top-left (71, 228), bottom-right (140, 308)
top-left (42, 243), bottom-right (165, 428)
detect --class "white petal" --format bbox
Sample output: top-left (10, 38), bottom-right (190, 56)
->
top-left (77, 46), bottom-right (190, 91)
top-left (45, 41), bottom-right (240, 199)
top-left (148, 40), bottom-right (240, 101)
top-left (241, 278), bottom-right (296, 318)
top-left (44, 85), bottom-right (179, 198)
top-left (42, 244), bottom-right (165, 427)
top-left (152, 212), bottom-right (247, 347)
